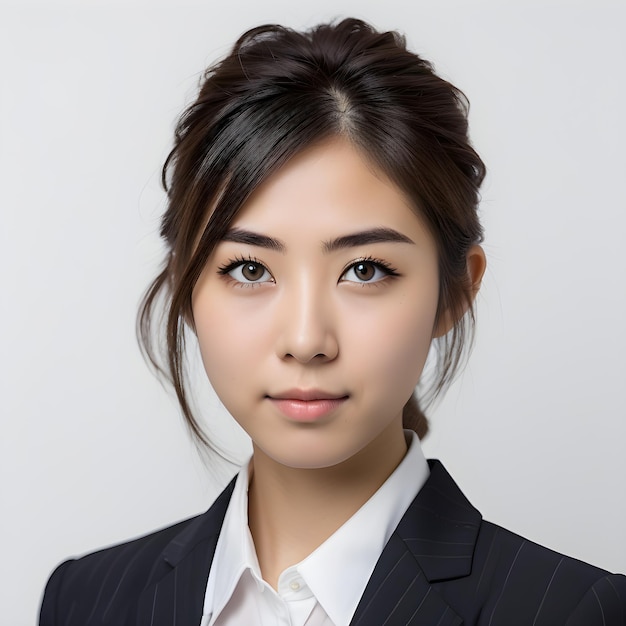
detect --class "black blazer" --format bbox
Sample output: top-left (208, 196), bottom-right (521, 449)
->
top-left (40, 461), bottom-right (626, 625)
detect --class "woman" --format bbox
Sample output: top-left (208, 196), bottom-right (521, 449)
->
top-left (40, 18), bottom-right (626, 625)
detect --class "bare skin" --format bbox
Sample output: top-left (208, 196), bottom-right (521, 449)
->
top-left (192, 137), bottom-right (486, 591)
top-left (248, 416), bottom-right (407, 588)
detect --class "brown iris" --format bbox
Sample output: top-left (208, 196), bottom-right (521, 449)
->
top-left (354, 262), bottom-right (376, 281)
top-left (241, 262), bottom-right (265, 281)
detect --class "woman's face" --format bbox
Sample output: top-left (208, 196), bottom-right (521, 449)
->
top-left (192, 138), bottom-right (442, 470)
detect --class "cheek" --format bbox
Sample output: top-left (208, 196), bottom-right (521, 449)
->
top-left (378, 313), bottom-right (434, 380)
top-left (346, 292), bottom-right (438, 397)
top-left (193, 295), bottom-right (234, 390)
top-left (193, 297), bottom-right (271, 403)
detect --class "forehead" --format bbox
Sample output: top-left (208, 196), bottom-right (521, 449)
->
top-left (229, 138), bottom-right (428, 240)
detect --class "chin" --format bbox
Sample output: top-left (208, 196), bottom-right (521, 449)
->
top-left (257, 440), bottom-right (360, 471)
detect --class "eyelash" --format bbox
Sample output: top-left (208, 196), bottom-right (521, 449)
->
top-left (216, 255), bottom-right (400, 287)
top-left (217, 254), bottom-right (261, 273)
top-left (217, 255), bottom-right (273, 287)
top-left (340, 256), bottom-right (400, 285)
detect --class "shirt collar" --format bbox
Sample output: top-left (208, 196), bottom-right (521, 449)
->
top-left (203, 430), bottom-right (429, 625)
top-left (203, 462), bottom-right (263, 622)
top-left (296, 430), bottom-right (428, 625)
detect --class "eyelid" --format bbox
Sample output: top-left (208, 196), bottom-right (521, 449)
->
top-left (217, 255), bottom-right (274, 286)
top-left (339, 256), bottom-right (400, 284)
top-left (217, 254), bottom-right (398, 286)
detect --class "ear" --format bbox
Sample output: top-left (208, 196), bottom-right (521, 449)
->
top-left (433, 244), bottom-right (486, 338)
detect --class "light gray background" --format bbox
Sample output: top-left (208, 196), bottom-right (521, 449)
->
top-left (2, 1), bottom-right (625, 624)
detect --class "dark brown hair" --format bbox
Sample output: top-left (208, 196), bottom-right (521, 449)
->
top-left (138, 18), bottom-right (485, 449)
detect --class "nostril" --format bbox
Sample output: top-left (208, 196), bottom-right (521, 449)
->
top-left (277, 319), bottom-right (339, 363)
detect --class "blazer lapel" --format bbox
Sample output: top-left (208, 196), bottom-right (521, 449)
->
top-left (350, 460), bottom-right (482, 626)
top-left (349, 532), bottom-right (462, 625)
top-left (133, 461), bottom-right (480, 626)
top-left (135, 479), bottom-right (236, 626)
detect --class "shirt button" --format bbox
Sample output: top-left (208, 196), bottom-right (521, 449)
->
top-left (289, 580), bottom-right (301, 591)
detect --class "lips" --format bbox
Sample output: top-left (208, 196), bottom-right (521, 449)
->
top-left (270, 389), bottom-right (347, 401)
top-left (267, 389), bottom-right (348, 422)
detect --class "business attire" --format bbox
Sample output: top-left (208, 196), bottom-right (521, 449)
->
top-left (40, 457), bottom-right (626, 625)
top-left (202, 431), bottom-right (431, 625)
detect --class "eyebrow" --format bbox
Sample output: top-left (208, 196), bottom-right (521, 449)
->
top-left (221, 226), bottom-right (414, 253)
top-left (322, 227), bottom-right (414, 252)
top-left (221, 228), bottom-right (286, 252)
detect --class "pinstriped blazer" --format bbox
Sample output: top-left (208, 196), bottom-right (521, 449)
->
top-left (40, 461), bottom-right (626, 625)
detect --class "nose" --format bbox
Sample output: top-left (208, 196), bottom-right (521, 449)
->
top-left (275, 278), bottom-right (339, 364)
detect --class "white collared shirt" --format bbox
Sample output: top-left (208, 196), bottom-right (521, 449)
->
top-left (201, 431), bottom-right (429, 626)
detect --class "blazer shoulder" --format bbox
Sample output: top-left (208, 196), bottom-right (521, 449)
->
top-left (39, 477), bottom-right (236, 626)
top-left (39, 515), bottom-right (200, 626)
top-left (466, 519), bottom-right (626, 625)
top-left (565, 572), bottom-right (626, 625)
top-left (403, 462), bottom-right (626, 625)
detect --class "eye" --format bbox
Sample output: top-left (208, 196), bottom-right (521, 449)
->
top-left (218, 258), bottom-right (274, 285)
top-left (340, 258), bottom-right (398, 284)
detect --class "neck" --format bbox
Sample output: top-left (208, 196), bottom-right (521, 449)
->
top-left (247, 421), bottom-right (407, 589)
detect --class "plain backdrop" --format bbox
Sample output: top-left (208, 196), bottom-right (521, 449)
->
top-left (1, 1), bottom-right (625, 623)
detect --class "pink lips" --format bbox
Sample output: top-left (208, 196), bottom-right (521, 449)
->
top-left (268, 389), bottom-right (348, 422)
